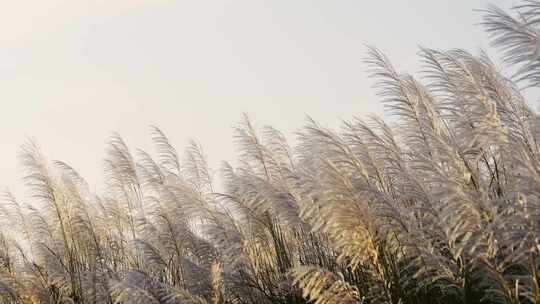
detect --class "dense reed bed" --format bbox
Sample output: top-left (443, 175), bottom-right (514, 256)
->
top-left (1, 2), bottom-right (540, 303)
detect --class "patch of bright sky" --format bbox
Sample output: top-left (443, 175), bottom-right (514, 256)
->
top-left (0, 0), bottom-right (512, 195)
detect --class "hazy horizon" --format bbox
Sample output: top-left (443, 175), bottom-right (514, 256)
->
top-left (1, 0), bottom-right (510, 195)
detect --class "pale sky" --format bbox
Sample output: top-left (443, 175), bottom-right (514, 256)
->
top-left (0, 0), bottom-right (511, 195)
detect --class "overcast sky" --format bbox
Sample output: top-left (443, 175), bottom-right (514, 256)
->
top-left (0, 0), bottom-right (511, 195)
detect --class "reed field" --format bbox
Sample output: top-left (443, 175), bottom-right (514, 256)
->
top-left (1, 1), bottom-right (540, 303)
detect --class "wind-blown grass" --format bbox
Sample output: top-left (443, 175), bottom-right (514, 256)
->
top-left (1, 2), bottom-right (540, 303)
